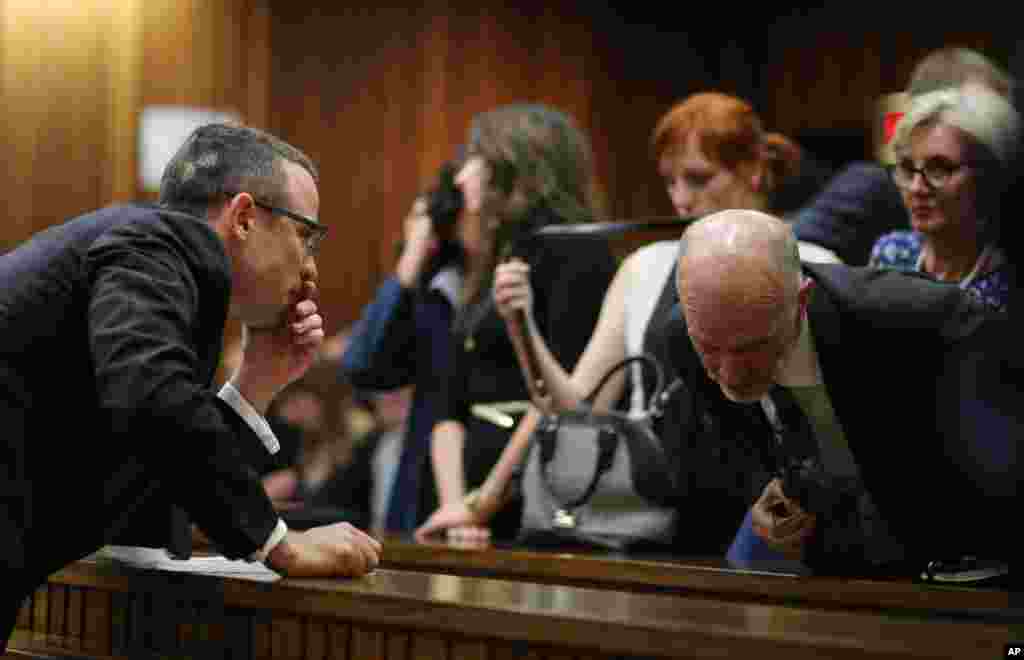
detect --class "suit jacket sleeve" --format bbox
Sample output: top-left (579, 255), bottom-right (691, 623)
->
top-left (86, 223), bottom-right (278, 559)
top-left (792, 162), bottom-right (907, 267)
top-left (342, 276), bottom-right (418, 390)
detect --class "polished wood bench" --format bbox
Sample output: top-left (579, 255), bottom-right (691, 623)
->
top-left (4, 647), bottom-right (101, 660)
top-left (380, 535), bottom-right (1022, 619)
top-left (8, 555), bottom-right (1020, 660)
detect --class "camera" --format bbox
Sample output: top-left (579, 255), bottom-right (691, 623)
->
top-left (426, 161), bottom-right (463, 242)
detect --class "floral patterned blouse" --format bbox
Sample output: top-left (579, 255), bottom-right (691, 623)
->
top-left (869, 230), bottom-right (1010, 312)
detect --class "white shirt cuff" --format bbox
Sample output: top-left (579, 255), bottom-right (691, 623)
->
top-left (251, 519), bottom-right (288, 562)
top-left (218, 381), bottom-right (280, 454)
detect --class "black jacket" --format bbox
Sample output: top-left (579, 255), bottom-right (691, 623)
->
top-left (793, 162), bottom-right (907, 266)
top-left (666, 263), bottom-right (1004, 571)
top-left (0, 204), bottom-right (279, 589)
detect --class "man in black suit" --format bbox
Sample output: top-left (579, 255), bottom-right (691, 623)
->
top-left (0, 123), bottom-right (381, 650)
top-left (671, 209), bottom-right (1009, 574)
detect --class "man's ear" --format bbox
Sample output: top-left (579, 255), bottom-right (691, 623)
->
top-left (220, 192), bottom-right (257, 242)
top-left (749, 157), bottom-right (770, 193)
top-left (750, 168), bottom-right (764, 193)
top-left (796, 276), bottom-right (815, 318)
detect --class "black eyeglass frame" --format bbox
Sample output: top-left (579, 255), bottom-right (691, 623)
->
top-left (886, 159), bottom-right (972, 191)
top-left (222, 191), bottom-right (327, 256)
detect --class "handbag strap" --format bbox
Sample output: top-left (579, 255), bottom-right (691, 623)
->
top-left (581, 353), bottom-right (666, 414)
top-left (539, 418), bottom-right (618, 510)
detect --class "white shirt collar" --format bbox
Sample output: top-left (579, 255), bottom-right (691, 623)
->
top-left (428, 265), bottom-right (463, 308)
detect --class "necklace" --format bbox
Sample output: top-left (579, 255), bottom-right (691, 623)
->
top-left (915, 243), bottom-right (1001, 290)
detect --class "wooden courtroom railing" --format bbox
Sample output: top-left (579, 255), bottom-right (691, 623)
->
top-left (8, 554), bottom-right (1021, 660)
top-left (380, 535), bottom-right (1023, 620)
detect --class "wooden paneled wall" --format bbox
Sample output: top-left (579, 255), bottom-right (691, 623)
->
top-left (1, 0), bottom-right (270, 253)
top-left (137, 0), bottom-right (271, 132)
top-left (3, 2), bottom-right (1018, 329)
top-left (268, 6), bottom-right (1022, 328)
top-left (3, 0), bottom-right (129, 251)
top-left (758, 13), bottom-right (1020, 157)
top-left (266, 1), bottom-right (693, 330)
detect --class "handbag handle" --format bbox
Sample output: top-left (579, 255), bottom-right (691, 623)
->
top-left (580, 353), bottom-right (666, 415)
top-left (539, 422), bottom-right (618, 511)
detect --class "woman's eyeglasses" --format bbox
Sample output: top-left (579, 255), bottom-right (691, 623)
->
top-left (888, 159), bottom-right (970, 191)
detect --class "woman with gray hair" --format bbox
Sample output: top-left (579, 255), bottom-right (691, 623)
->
top-left (869, 84), bottom-right (1020, 310)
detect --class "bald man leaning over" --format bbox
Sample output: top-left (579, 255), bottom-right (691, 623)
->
top-left (670, 210), bottom-right (1005, 575)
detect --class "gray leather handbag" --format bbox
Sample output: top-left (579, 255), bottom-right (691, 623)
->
top-left (518, 354), bottom-right (684, 551)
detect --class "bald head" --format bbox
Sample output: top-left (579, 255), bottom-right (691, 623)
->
top-left (680, 209), bottom-right (801, 296)
top-left (676, 210), bottom-right (805, 402)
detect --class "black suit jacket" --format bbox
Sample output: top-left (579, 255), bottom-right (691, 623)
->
top-left (0, 204), bottom-right (279, 589)
top-left (668, 262), bottom-right (1006, 567)
top-left (793, 162), bottom-right (907, 266)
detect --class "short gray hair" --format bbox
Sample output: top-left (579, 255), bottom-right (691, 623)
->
top-left (159, 123), bottom-right (318, 218)
top-left (893, 85), bottom-right (1020, 166)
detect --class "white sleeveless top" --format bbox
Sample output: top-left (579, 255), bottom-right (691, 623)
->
top-left (622, 240), bottom-right (680, 416)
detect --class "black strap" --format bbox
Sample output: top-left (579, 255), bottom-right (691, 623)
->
top-left (538, 419), bottom-right (618, 510)
top-left (581, 353), bottom-right (666, 413)
top-left (535, 353), bottom-right (672, 514)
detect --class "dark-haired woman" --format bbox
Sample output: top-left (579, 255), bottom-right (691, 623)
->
top-left (417, 104), bottom-right (617, 542)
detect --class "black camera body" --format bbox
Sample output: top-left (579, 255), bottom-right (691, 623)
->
top-left (406, 161), bottom-right (465, 287)
top-left (426, 162), bottom-right (463, 242)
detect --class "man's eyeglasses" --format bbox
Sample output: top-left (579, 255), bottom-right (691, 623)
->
top-left (222, 191), bottom-right (327, 256)
top-left (887, 159), bottom-right (970, 191)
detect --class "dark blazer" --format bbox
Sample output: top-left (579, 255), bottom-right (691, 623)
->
top-left (927, 310), bottom-right (1021, 562)
top-left (667, 262), bottom-right (1005, 569)
top-left (0, 204), bottom-right (279, 594)
top-left (802, 263), bottom-right (996, 568)
top-left (793, 162), bottom-right (908, 266)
